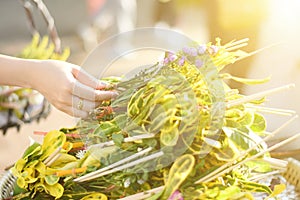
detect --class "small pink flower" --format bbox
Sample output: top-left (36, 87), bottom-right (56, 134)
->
top-left (210, 45), bottom-right (219, 54)
top-left (183, 47), bottom-right (197, 57)
top-left (163, 57), bottom-right (170, 65)
top-left (195, 59), bottom-right (203, 67)
top-left (168, 54), bottom-right (177, 62)
top-left (168, 190), bottom-right (184, 200)
top-left (178, 56), bottom-right (186, 66)
top-left (198, 45), bottom-right (207, 54)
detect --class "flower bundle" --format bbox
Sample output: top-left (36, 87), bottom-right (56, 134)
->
top-left (6, 38), bottom-right (299, 200)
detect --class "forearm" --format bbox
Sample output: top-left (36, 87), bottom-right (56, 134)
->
top-left (0, 54), bottom-right (40, 88)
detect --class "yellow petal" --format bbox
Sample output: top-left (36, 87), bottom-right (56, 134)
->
top-left (40, 130), bottom-right (66, 161)
top-left (80, 193), bottom-right (108, 200)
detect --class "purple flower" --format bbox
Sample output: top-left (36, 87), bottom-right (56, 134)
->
top-left (178, 56), bottom-right (186, 66)
top-left (198, 45), bottom-right (207, 54)
top-left (182, 47), bottom-right (197, 57)
top-left (168, 54), bottom-right (177, 62)
top-left (168, 190), bottom-right (184, 200)
top-left (163, 57), bottom-right (170, 65)
top-left (182, 46), bottom-right (190, 54)
top-left (195, 59), bottom-right (203, 67)
top-left (210, 45), bottom-right (219, 54)
top-left (190, 48), bottom-right (198, 56)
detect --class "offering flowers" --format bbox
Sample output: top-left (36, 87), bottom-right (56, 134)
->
top-left (2, 38), bottom-right (299, 200)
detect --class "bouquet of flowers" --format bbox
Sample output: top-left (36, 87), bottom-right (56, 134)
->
top-left (2, 38), bottom-right (299, 200)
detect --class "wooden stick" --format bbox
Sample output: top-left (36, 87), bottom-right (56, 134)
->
top-left (249, 170), bottom-right (282, 182)
top-left (31, 0), bottom-right (62, 52)
top-left (227, 84), bottom-right (295, 108)
top-left (263, 157), bottom-right (288, 169)
top-left (246, 105), bottom-right (296, 116)
top-left (43, 147), bottom-right (61, 165)
top-left (117, 186), bottom-right (164, 200)
top-left (270, 149), bottom-right (300, 158)
top-left (74, 147), bottom-right (153, 182)
top-left (76, 151), bottom-right (163, 182)
top-left (224, 38), bottom-right (249, 49)
top-left (235, 42), bottom-right (281, 62)
top-left (225, 43), bottom-right (248, 52)
top-left (45, 153), bottom-right (61, 167)
top-left (87, 134), bottom-right (155, 150)
top-left (263, 115), bottom-right (298, 142)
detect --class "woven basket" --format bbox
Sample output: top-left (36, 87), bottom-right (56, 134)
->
top-left (284, 158), bottom-right (300, 191)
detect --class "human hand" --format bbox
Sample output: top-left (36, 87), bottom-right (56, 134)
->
top-left (29, 59), bottom-right (117, 118)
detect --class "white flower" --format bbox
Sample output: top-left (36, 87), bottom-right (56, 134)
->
top-left (137, 179), bottom-right (145, 185)
top-left (124, 178), bottom-right (131, 188)
top-left (76, 150), bottom-right (87, 159)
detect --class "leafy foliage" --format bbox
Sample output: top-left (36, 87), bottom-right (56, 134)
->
top-left (10, 38), bottom-right (287, 200)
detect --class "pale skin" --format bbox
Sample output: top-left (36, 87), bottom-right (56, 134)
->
top-left (0, 54), bottom-right (118, 118)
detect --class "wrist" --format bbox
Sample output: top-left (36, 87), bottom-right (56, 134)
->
top-left (13, 58), bottom-right (45, 89)
top-left (22, 59), bottom-right (46, 89)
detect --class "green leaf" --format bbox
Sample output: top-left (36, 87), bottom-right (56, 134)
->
top-left (238, 179), bottom-right (272, 194)
top-left (93, 121), bottom-right (120, 137)
top-left (112, 133), bottom-right (124, 146)
top-left (245, 160), bottom-right (272, 173)
top-left (221, 73), bottom-right (270, 85)
top-left (217, 186), bottom-right (241, 200)
top-left (113, 114), bottom-right (128, 129)
top-left (250, 113), bottom-right (266, 133)
top-left (80, 146), bottom-right (117, 167)
top-left (44, 182), bottom-right (64, 199)
top-left (238, 112), bottom-right (253, 126)
top-left (14, 158), bottom-right (27, 172)
top-left (16, 176), bottom-right (26, 189)
top-left (22, 142), bottom-right (41, 159)
top-left (266, 184), bottom-right (286, 199)
top-left (250, 97), bottom-right (266, 104)
top-left (160, 125), bottom-right (179, 146)
top-left (229, 129), bottom-right (250, 150)
top-left (80, 193), bottom-right (107, 200)
top-left (162, 154), bottom-right (195, 199)
top-left (145, 190), bottom-right (164, 200)
top-left (213, 138), bottom-right (239, 161)
top-left (40, 130), bottom-right (66, 161)
top-left (45, 175), bottom-right (59, 186)
top-left (50, 153), bottom-right (77, 168)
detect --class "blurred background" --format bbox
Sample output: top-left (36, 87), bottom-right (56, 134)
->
top-left (1, 0), bottom-right (300, 169)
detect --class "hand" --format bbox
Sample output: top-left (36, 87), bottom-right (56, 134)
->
top-left (30, 60), bottom-right (117, 118)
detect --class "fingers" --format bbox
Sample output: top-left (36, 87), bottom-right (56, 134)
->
top-left (57, 104), bottom-right (88, 118)
top-left (73, 81), bottom-right (118, 102)
top-left (95, 90), bottom-right (118, 101)
top-left (71, 66), bottom-right (110, 90)
top-left (72, 108), bottom-right (89, 118)
top-left (72, 95), bottom-right (101, 112)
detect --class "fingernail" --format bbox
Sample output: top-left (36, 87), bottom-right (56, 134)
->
top-left (111, 91), bottom-right (119, 98)
top-left (97, 83), bottom-right (107, 90)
